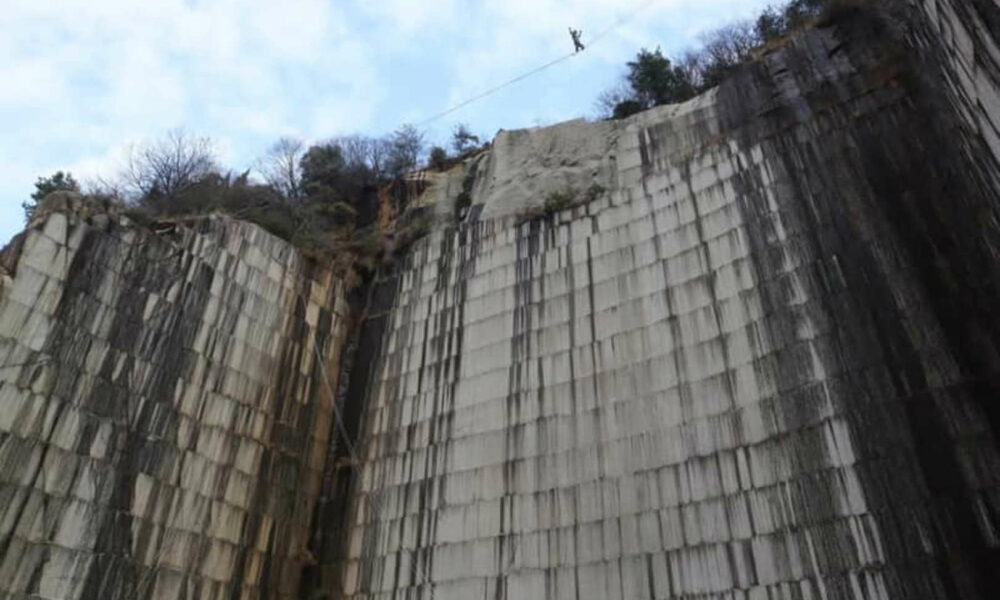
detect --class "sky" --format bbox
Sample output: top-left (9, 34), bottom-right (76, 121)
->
top-left (0, 0), bottom-right (777, 244)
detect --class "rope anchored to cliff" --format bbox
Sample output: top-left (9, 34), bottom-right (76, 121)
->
top-left (312, 320), bottom-right (439, 599)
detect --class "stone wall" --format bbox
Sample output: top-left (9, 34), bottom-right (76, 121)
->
top-left (0, 203), bottom-right (353, 599)
top-left (3, 2), bottom-right (1000, 599)
top-left (907, 0), bottom-right (1000, 168)
top-left (325, 5), bottom-right (1000, 599)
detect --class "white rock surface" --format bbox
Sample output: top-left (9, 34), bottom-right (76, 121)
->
top-left (474, 118), bottom-right (620, 219)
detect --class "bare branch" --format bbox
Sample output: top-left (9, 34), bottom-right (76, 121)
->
top-left (451, 123), bottom-right (480, 154)
top-left (256, 137), bottom-right (305, 202)
top-left (120, 129), bottom-right (217, 202)
top-left (386, 124), bottom-right (425, 176)
top-left (594, 81), bottom-right (634, 119)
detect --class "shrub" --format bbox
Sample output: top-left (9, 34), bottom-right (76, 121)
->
top-left (586, 183), bottom-right (606, 202)
top-left (395, 214), bottom-right (433, 252)
top-left (544, 189), bottom-right (576, 213)
top-left (313, 201), bottom-right (358, 227)
top-left (243, 206), bottom-right (303, 243)
top-left (23, 171), bottom-right (79, 221)
top-left (346, 227), bottom-right (385, 275)
top-left (613, 100), bottom-right (645, 119)
top-left (515, 182), bottom-right (608, 225)
top-left (515, 206), bottom-right (546, 224)
top-left (454, 157), bottom-right (481, 220)
top-left (429, 146), bottom-right (449, 171)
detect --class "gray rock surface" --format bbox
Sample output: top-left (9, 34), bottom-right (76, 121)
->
top-left (474, 118), bottom-right (620, 219)
top-left (0, 211), bottom-right (353, 599)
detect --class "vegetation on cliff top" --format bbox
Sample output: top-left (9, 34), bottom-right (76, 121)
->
top-left (22, 172), bottom-right (80, 222)
top-left (598, 0), bottom-right (843, 118)
top-left (22, 0), bottom-right (862, 263)
top-left (24, 123), bottom-right (489, 277)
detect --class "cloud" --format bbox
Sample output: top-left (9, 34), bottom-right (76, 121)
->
top-left (0, 0), bottom-right (387, 241)
top-left (433, 0), bottom-right (775, 129)
top-left (1, 0), bottom-right (379, 144)
top-left (0, 0), bottom-right (776, 244)
top-left (352, 0), bottom-right (461, 37)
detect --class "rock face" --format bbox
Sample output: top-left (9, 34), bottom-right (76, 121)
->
top-left (4, 2), bottom-right (1000, 600)
top-left (320, 3), bottom-right (1000, 600)
top-left (0, 204), bottom-right (353, 599)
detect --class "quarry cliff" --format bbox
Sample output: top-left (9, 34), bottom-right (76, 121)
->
top-left (3, 1), bottom-right (1000, 599)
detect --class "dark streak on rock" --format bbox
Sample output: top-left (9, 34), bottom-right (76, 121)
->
top-left (63, 224), bottom-right (215, 600)
top-left (496, 217), bottom-right (540, 599)
top-left (721, 5), bottom-right (1000, 597)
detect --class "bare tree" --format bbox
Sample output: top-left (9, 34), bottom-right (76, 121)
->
top-left (122, 129), bottom-right (217, 201)
top-left (699, 20), bottom-right (759, 69)
top-left (676, 49), bottom-right (706, 91)
top-left (86, 175), bottom-right (126, 200)
top-left (336, 135), bottom-right (372, 172)
top-left (594, 81), bottom-right (634, 119)
top-left (321, 135), bottom-right (395, 181)
top-left (366, 137), bottom-right (391, 179)
top-left (694, 20), bottom-right (760, 88)
top-left (257, 137), bottom-right (305, 202)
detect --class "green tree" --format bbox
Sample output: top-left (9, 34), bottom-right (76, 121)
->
top-left (451, 123), bottom-right (479, 155)
top-left (429, 146), bottom-right (449, 171)
top-left (612, 100), bottom-right (645, 119)
top-left (23, 171), bottom-right (79, 221)
top-left (298, 140), bottom-right (381, 229)
top-left (626, 47), bottom-right (696, 109)
top-left (300, 143), bottom-right (348, 198)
